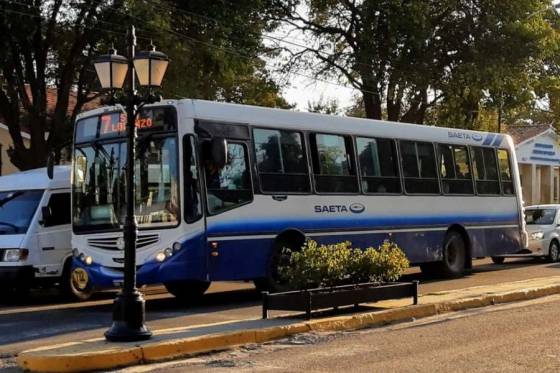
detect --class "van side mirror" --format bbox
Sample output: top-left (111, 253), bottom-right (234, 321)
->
top-left (41, 206), bottom-right (53, 226)
top-left (46, 151), bottom-right (55, 180)
top-left (210, 137), bottom-right (228, 169)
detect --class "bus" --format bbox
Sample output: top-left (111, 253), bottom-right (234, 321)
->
top-left (69, 99), bottom-right (526, 300)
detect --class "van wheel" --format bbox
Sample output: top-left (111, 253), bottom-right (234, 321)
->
top-left (438, 231), bottom-right (467, 277)
top-left (61, 260), bottom-right (92, 301)
top-left (164, 280), bottom-right (210, 301)
top-left (491, 256), bottom-right (505, 264)
top-left (548, 241), bottom-right (560, 263)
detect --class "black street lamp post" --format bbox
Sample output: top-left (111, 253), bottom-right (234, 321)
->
top-left (93, 25), bottom-right (169, 342)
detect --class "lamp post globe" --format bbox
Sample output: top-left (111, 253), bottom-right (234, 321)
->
top-left (93, 48), bottom-right (128, 90)
top-left (133, 45), bottom-right (169, 88)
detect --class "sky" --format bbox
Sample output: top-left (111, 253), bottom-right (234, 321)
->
top-left (281, 73), bottom-right (357, 112)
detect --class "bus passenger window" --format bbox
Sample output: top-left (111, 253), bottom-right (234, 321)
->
top-left (253, 128), bottom-right (310, 193)
top-left (498, 149), bottom-right (514, 195)
top-left (400, 141), bottom-right (439, 194)
top-left (438, 144), bottom-right (473, 195)
top-left (471, 147), bottom-right (500, 195)
top-left (310, 133), bottom-right (358, 193)
top-left (183, 136), bottom-right (203, 223)
top-left (205, 143), bottom-right (253, 214)
top-left (356, 137), bottom-right (401, 194)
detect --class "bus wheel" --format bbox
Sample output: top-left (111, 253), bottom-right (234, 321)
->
top-left (548, 241), bottom-right (560, 263)
top-left (164, 280), bottom-right (210, 301)
top-left (491, 256), bottom-right (505, 264)
top-left (439, 231), bottom-right (466, 277)
top-left (254, 236), bottom-right (304, 293)
top-left (61, 260), bottom-right (93, 301)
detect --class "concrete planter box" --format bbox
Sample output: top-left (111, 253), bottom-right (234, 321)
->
top-left (262, 281), bottom-right (419, 319)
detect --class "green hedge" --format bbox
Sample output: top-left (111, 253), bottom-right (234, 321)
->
top-left (279, 240), bottom-right (410, 290)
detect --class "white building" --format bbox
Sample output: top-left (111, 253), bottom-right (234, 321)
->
top-left (508, 125), bottom-right (560, 206)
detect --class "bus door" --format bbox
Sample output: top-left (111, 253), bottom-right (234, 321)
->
top-left (195, 121), bottom-right (254, 280)
top-left (183, 135), bottom-right (208, 279)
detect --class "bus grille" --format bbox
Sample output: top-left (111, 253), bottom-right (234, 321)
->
top-left (87, 234), bottom-right (160, 250)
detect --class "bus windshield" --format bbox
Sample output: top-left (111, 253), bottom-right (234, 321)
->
top-left (72, 108), bottom-right (179, 233)
top-left (0, 190), bottom-right (43, 234)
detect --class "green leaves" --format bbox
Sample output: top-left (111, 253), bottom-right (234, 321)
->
top-left (279, 240), bottom-right (410, 289)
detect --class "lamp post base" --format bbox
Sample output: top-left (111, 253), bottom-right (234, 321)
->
top-left (105, 290), bottom-right (152, 342)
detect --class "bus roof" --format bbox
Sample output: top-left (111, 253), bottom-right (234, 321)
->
top-left (0, 166), bottom-right (70, 191)
top-left (76, 99), bottom-right (515, 149)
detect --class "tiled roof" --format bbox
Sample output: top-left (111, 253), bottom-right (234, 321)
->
top-left (504, 124), bottom-right (555, 145)
top-left (0, 86), bottom-right (102, 133)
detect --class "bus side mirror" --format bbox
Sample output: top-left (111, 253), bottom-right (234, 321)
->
top-left (46, 151), bottom-right (55, 180)
top-left (210, 137), bottom-right (228, 169)
top-left (40, 206), bottom-right (52, 226)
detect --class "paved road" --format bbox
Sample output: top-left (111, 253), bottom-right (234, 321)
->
top-left (143, 295), bottom-right (560, 372)
top-left (0, 257), bottom-right (558, 358)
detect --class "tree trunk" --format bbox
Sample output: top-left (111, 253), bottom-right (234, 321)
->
top-left (362, 90), bottom-right (382, 119)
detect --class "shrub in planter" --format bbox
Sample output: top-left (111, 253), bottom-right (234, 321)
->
top-left (279, 240), bottom-right (409, 290)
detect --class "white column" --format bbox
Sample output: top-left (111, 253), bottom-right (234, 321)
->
top-left (550, 165), bottom-right (554, 203)
top-left (531, 164), bottom-right (538, 205)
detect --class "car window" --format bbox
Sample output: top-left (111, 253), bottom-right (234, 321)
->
top-left (525, 208), bottom-right (557, 225)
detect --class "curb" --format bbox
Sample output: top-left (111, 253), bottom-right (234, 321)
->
top-left (17, 283), bottom-right (560, 372)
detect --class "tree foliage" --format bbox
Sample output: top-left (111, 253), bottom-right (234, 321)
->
top-left (127, 0), bottom-right (292, 107)
top-left (0, 0), bottom-right (122, 170)
top-left (0, 0), bottom-right (290, 171)
top-left (272, 0), bottom-right (560, 128)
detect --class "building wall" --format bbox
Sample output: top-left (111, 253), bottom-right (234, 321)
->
top-left (516, 130), bottom-right (560, 206)
top-left (0, 125), bottom-right (31, 176)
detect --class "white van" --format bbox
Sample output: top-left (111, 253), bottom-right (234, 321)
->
top-left (0, 166), bottom-right (72, 296)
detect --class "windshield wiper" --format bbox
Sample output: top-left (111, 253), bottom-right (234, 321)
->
top-left (0, 191), bottom-right (24, 208)
top-left (0, 221), bottom-right (19, 232)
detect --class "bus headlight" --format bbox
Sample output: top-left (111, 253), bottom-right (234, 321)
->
top-left (84, 256), bottom-right (93, 266)
top-left (172, 242), bottom-right (182, 253)
top-left (155, 252), bottom-right (166, 262)
top-left (531, 231), bottom-right (544, 240)
top-left (3, 249), bottom-right (28, 262)
top-left (77, 252), bottom-right (93, 265)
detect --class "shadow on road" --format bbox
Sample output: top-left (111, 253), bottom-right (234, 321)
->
top-left (0, 257), bottom-right (554, 348)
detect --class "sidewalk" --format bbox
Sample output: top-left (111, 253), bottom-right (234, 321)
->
top-left (17, 276), bottom-right (560, 373)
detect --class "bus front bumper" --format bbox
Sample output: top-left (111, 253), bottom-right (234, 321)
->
top-left (72, 257), bottom-right (199, 290)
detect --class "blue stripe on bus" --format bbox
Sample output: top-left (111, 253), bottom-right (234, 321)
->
top-left (207, 214), bottom-right (519, 236)
top-left (482, 134), bottom-right (496, 146)
top-left (492, 134), bottom-right (503, 146)
top-left (76, 224), bottom-right (523, 287)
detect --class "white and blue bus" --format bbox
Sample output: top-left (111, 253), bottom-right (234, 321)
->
top-left (69, 99), bottom-right (526, 300)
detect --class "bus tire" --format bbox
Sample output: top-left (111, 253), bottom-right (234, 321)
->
top-left (548, 240), bottom-right (560, 263)
top-left (254, 232), bottom-right (305, 293)
top-left (60, 259), bottom-right (93, 301)
top-left (491, 256), bottom-right (505, 264)
top-left (438, 231), bottom-right (467, 278)
top-left (164, 280), bottom-right (210, 301)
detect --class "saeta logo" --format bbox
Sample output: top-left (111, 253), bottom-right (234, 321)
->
top-left (349, 203), bottom-right (365, 214)
top-left (314, 203), bottom-right (366, 214)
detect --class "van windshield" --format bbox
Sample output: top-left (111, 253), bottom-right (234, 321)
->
top-left (0, 190), bottom-right (43, 234)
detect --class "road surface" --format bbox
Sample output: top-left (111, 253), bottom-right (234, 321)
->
top-left (137, 295), bottom-right (560, 372)
top-left (0, 257), bottom-right (558, 363)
